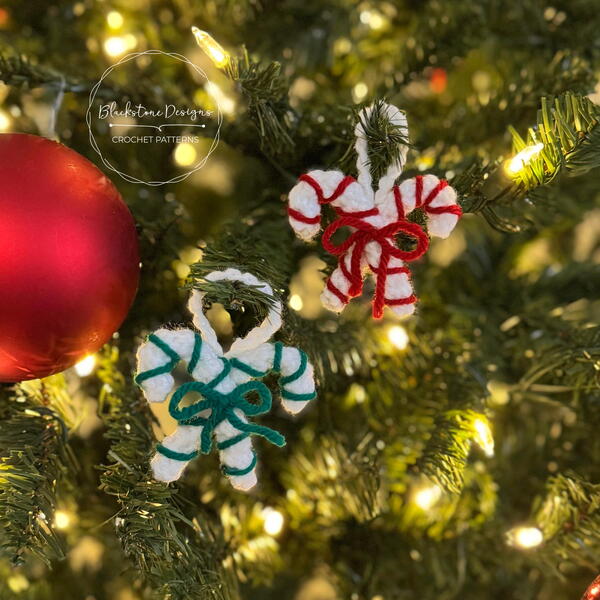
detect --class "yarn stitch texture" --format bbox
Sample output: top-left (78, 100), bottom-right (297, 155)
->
top-left (287, 103), bottom-right (462, 319)
top-left (135, 269), bottom-right (317, 491)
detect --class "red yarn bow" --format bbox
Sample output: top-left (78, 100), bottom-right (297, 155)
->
top-left (321, 213), bottom-right (430, 319)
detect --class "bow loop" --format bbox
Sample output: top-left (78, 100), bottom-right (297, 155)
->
top-left (321, 216), bottom-right (370, 257)
top-left (384, 220), bottom-right (429, 262)
top-left (234, 380), bottom-right (273, 416)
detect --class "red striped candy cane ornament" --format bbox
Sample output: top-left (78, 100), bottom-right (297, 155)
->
top-left (287, 103), bottom-right (462, 319)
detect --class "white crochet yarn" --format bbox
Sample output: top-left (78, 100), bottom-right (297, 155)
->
top-left (135, 268), bottom-right (316, 491)
top-left (288, 102), bottom-right (462, 319)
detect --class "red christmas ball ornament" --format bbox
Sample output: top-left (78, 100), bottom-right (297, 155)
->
top-left (0, 133), bottom-right (139, 382)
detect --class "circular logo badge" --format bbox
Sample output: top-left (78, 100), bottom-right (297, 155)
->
top-left (86, 50), bottom-right (222, 186)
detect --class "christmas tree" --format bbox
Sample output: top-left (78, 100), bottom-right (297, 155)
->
top-left (1, 1), bottom-right (600, 599)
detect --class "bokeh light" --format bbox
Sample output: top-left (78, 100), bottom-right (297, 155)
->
top-left (106, 11), bottom-right (124, 30)
top-left (74, 354), bottom-right (96, 377)
top-left (387, 325), bottom-right (409, 350)
top-left (173, 142), bottom-right (197, 167)
top-left (262, 507), bottom-right (284, 536)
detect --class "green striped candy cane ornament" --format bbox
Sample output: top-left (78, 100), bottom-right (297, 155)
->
top-left (135, 268), bottom-right (317, 491)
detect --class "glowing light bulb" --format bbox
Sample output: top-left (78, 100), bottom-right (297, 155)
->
top-left (473, 417), bottom-right (494, 457)
top-left (334, 38), bottom-right (352, 55)
top-left (289, 294), bottom-right (303, 311)
top-left (511, 526), bottom-right (543, 549)
top-left (173, 142), bottom-right (197, 167)
top-left (487, 380), bottom-right (510, 406)
top-left (0, 109), bottom-right (11, 132)
top-left (413, 483), bottom-right (442, 510)
top-left (106, 10), bottom-right (124, 30)
top-left (506, 143), bottom-right (544, 175)
top-left (75, 354), bottom-right (96, 377)
top-left (352, 82), bottom-right (368, 102)
top-left (191, 27), bottom-right (230, 68)
top-left (261, 507), bottom-right (284, 536)
top-left (54, 510), bottom-right (71, 530)
top-left (7, 574), bottom-right (28, 593)
top-left (360, 10), bottom-right (385, 29)
top-left (205, 81), bottom-right (235, 115)
top-left (387, 325), bottom-right (409, 350)
top-left (123, 34), bottom-right (138, 50)
top-left (104, 36), bottom-right (128, 58)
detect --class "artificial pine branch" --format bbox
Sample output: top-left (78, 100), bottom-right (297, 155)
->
top-left (531, 473), bottom-right (600, 572)
top-left (188, 213), bottom-right (295, 298)
top-left (455, 93), bottom-right (600, 232)
top-left (416, 409), bottom-right (485, 495)
top-left (0, 53), bottom-right (81, 91)
top-left (225, 49), bottom-right (296, 157)
top-left (283, 434), bottom-right (381, 525)
top-left (0, 51), bottom-right (158, 103)
top-left (96, 349), bottom-right (239, 600)
top-left (187, 211), bottom-right (295, 337)
top-left (0, 384), bottom-right (74, 566)
top-left (338, 98), bottom-right (413, 183)
top-left (518, 325), bottom-right (600, 403)
top-left (510, 93), bottom-right (600, 187)
top-left (282, 308), bottom-right (381, 392)
top-left (219, 501), bottom-right (284, 586)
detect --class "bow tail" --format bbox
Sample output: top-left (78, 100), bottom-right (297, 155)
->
top-left (227, 409), bottom-right (286, 448)
top-left (322, 221), bottom-right (367, 298)
top-left (200, 417), bottom-right (216, 454)
top-left (346, 238), bottom-right (368, 297)
top-left (371, 246), bottom-right (392, 319)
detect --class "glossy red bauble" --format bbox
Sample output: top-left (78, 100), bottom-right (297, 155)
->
top-left (0, 133), bottom-right (139, 381)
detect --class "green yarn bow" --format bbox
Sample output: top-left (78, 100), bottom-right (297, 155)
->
top-left (158, 373), bottom-right (286, 463)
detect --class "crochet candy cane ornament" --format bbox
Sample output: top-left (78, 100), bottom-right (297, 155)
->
top-left (135, 269), bottom-right (317, 491)
top-left (287, 103), bottom-right (462, 319)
